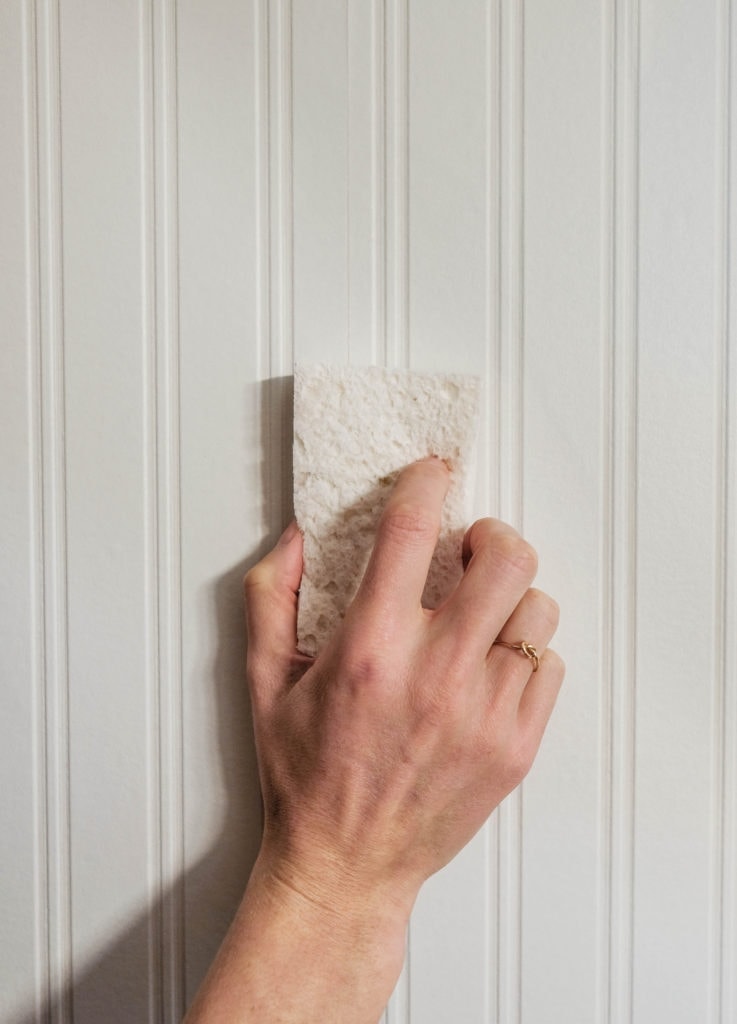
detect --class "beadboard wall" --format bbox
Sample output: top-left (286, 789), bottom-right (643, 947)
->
top-left (2, 1), bottom-right (736, 1022)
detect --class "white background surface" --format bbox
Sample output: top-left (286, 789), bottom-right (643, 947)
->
top-left (2, 1), bottom-right (736, 1022)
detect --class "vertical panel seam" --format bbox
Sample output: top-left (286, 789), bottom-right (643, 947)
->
top-left (255, 0), bottom-right (275, 540)
top-left (598, 1), bottom-right (616, 1021)
top-left (24, 0), bottom-right (49, 1018)
top-left (496, 1), bottom-right (525, 1021)
top-left (136, 0), bottom-right (186, 1014)
top-left (36, 0), bottom-right (73, 1018)
top-left (484, 0), bottom-right (501, 522)
top-left (264, 0), bottom-right (294, 531)
top-left (138, 1), bottom-right (163, 1021)
top-left (517, 0), bottom-right (526, 533)
top-left (270, 0), bottom-right (294, 379)
top-left (371, 0), bottom-right (387, 365)
top-left (256, 0), bottom-right (270, 392)
top-left (345, 0), bottom-right (351, 362)
top-left (384, 5), bottom-right (410, 1017)
top-left (154, 0), bottom-right (185, 1015)
top-left (386, 0), bottom-right (409, 371)
top-left (484, 1), bottom-right (502, 1018)
top-left (717, 3), bottom-right (735, 1020)
top-left (609, 0), bottom-right (639, 1019)
top-left (517, 7), bottom-right (525, 1015)
top-left (402, 0), bottom-right (410, 371)
top-left (712, 1), bottom-right (728, 1019)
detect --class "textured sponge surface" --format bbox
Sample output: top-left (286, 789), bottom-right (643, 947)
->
top-left (293, 364), bottom-right (481, 656)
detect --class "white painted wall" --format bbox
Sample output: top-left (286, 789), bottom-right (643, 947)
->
top-left (2, 1), bottom-right (736, 1022)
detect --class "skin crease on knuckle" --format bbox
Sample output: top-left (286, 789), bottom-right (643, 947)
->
top-left (381, 500), bottom-right (439, 546)
top-left (487, 531), bottom-right (538, 583)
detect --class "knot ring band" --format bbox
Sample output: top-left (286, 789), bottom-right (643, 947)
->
top-left (493, 639), bottom-right (540, 672)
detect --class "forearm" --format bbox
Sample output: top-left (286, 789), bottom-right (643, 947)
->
top-left (183, 851), bottom-right (411, 1024)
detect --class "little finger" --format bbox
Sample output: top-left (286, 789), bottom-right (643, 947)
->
top-left (516, 648), bottom-right (565, 750)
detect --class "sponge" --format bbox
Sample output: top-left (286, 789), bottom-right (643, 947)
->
top-left (293, 364), bottom-right (481, 656)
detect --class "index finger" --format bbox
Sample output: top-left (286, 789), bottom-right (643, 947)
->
top-left (353, 457), bottom-right (450, 620)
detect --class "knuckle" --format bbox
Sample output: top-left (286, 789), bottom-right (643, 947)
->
top-left (382, 501), bottom-right (438, 546)
top-left (463, 517), bottom-right (493, 564)
top-left (243, 565), bottom-right (265, 594)
top-left (490, 533), bottom-right (538, 581)
top-left (339, 639), bottom-right (390, 694)
top-left (468, 517), bottom-right (494, 546)
top-left (344, 652), bottom-right (380, 688)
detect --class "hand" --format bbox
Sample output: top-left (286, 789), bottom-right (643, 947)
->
top-left (245, 456), bottom-right (563, 917)
top-left (185, 457), bottom-right (564, 1024)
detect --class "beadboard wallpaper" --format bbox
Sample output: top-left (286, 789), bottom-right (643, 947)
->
top-left (2, 1), bottom-right (736, 1022)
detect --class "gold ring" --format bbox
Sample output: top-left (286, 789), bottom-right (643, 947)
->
top-left (493, 639), bottom-right (539, 672)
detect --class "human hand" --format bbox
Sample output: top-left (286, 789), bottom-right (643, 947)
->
top-left (244, 457), bottom-right (564, 917)
top-left (184, 457), bottom-right (564, 1023)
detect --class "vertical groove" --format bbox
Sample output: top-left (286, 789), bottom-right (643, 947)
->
top-left (255, 0), bottom-right (276, 550)
top-left (270, 0), bottom-right (294, 378)
top-left (498, 3), bottom-right (525, 527)
top-left (264, 0), bottom-right (294, 530)
top-left (371, 0), bottom-right (387, 365)
top-left (609, 0), bottom-right (639, 1020)
top-left (597, 1), bottom-right (616, 1021)
top-left (386, 0), bottom-right (409, 370)
top-left (256, 0), bottom-right (271, 393)
top-left (384, 4), bottom-right (409, 1015)
top-left (384, 7), bottom-right (409, 1018)
top-left (346, 1), bottom-right (354, 364)
top-left (712, 2), bottom-right (730, 1019)
top-left (485, 0), bottom-right (501, 522)
top-left (399, 0), bottom-right (409, 371)
top-left (140, 0), bottom-right (186, 1019)
top-left (136, 0), bottom-right (185, 1014)
top-left (485, 0), bottom-right (502, 1018)
top-left (152, 0), bottom-right (185, 1016)
top-left (384, 3), bottom-right (410, 1020)
top-left (24, 0), bottom-right (49, 1019)
top-left (497, 1), bottom-right (525, 1020)
top-left (35, 0), bottom-right (73, 1019)
top-left (258, 0), bottom-right (295, 533)
top-left (139, 2), bottom-right (162, 1021)
top-left (719, 3), bottom-right (736, 1019)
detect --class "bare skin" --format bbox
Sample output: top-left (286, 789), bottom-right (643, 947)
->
top-left (184, 458), bottom-right (564, 1023)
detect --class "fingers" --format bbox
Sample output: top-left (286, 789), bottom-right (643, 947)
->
top-left (243, 520), bottom-right (306, 684)
top-left (435, 517), bottom-right (561, 739)
top-left (481, 581), bottom-right (560, 708)
top-left (353, 458), bottom-right (451, 622)
top-left (437, 518), bottom-right (539, 657)
top-left (488, 586), bottom-right (559, 673)
top-left (517, 648), bottom-right (565, 742)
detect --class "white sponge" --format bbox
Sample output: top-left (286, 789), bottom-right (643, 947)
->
top-left (293, 364), bottom-right (481, 656)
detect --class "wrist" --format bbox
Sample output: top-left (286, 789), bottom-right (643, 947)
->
top-left (250, 842), bottom-right (415, 973)
top-left (185, 846), bottom-right (413, 1024)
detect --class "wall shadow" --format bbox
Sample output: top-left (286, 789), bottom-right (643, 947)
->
top-left (10, 378), bottom-right (294, 1024)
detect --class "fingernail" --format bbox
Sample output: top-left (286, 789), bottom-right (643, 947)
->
top-left (278, 519), bottom-right (300, 546)
top-left (420, 454), bottom-right (452, 472)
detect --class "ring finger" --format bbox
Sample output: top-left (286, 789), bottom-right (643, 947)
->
top-left (486, 587), bottom-right (560, 704)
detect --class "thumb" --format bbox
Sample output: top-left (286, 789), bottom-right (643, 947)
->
top-left (244, 520), bottom-right (304, 681)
